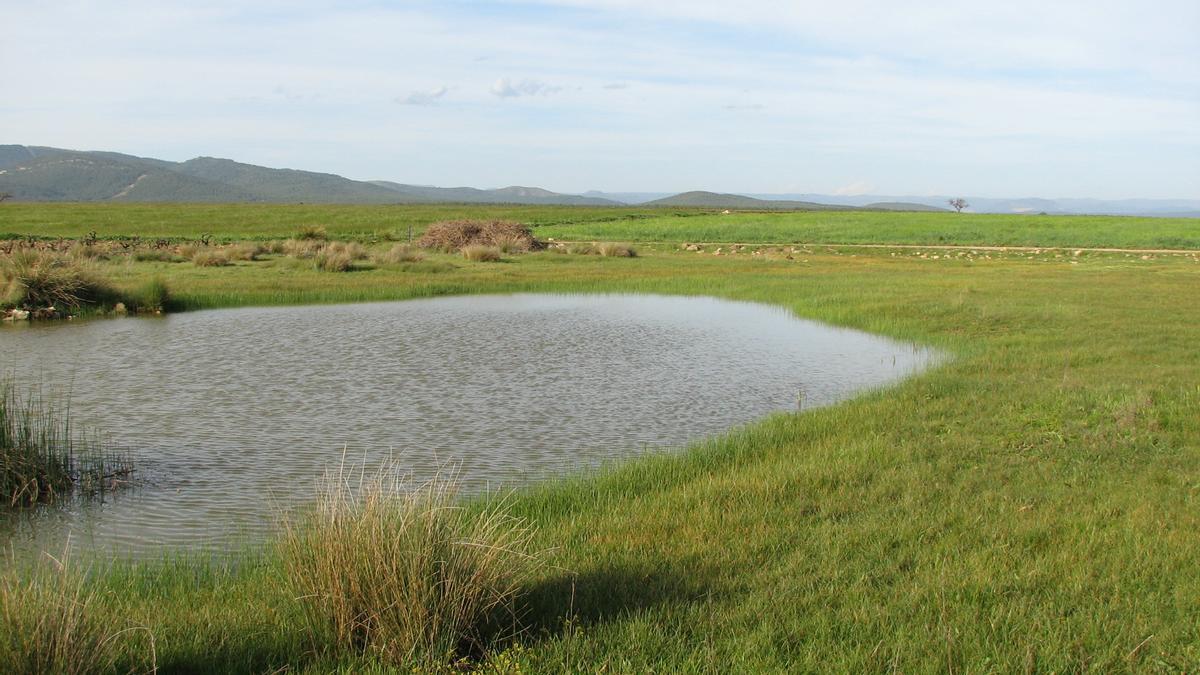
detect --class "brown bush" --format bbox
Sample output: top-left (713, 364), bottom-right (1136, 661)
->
top-left (417, 220), bottom-right (540, 252)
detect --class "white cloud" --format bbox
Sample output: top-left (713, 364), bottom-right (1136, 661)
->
top-left (396, 86), bottom-right (448, 106)
top-left (490, 78), bottom-right (562, 98)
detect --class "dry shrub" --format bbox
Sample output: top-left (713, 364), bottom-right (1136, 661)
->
top-left (418, 220), bottom-right (539, 253)
top-left (461, 245), bottom-right (502, 262)
top-left (263, 240), bottom-right (286, 255)
top-left (175, 243), bottom-right (199, 259)
top-left (1, 251), bottom-right (116, 309)
top-left (191, 249), bottom-right (231, 267)
top-left (377, 244), bottom-right (425, 264)
top-left (280, 467), bottom-right (538, 667)
top-left (596, 242), bottom-right (637, 258)
top-left (567, 243), bottom-right (595, 255)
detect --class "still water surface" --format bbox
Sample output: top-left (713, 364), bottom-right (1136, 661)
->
top-left (1, 294), bottom-right (937, 556)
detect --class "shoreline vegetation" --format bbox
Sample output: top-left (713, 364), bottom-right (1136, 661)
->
top-left (0, 383), bottom-right (131, 506)
top-left (0, 204), bottom-right (1197, 671)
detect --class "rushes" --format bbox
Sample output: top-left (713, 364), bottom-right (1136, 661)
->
top-left (595, 242), bottom-right (637, 258)
top-left (190, 249), bottom-right (231, 267)
top-left (461, 245), bottom-right (502, 262)
top-left (376, 243), bottom-right (425, 264)
top-left (280, 466), bottom-right (539, 667)
top-left (0, 251), bottom-right (116, 309)
top-left (0, 552), bottom-right (127, 675)
top-left (0, 383), bottom-right (129, 507)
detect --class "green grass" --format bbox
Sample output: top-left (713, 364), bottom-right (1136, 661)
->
top-left (1, 205), bottom-right (1198, 671)
top-left (7, 202), bottom-right (1197, 249)
top-left (0, 202), bottom-right (657, 242)
top-left (535, 210), bottom-right (1200, 249)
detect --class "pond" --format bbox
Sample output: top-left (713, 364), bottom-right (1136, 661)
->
top-left (1, 294), bottom-right (938, 556)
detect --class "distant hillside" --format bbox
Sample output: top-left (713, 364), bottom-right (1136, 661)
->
top-left (0, 145), bottom-right (617, 205)
top-left (645, 191), bottom-right (854, 210)
top-left (864, 202), bottom-right (950, 212)
top-left (173, 157), bottom-right (406, 203)
top-left (369, 181), bottom-right (620, 206)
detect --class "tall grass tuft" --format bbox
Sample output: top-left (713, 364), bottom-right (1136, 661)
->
top-left (0, 251), bottom-right (118, 309)
top-left (282, 238), bottom-right (324, 259)
top-left (130, 277), bottom-right (171, 313)
top-left (296, 225), bottom-right (329, 241)
top-left (461, 245), bottom-right (502, 262)
top-left (314, 248), bottom-right (354, 272)
top-left (280, 466), bottom-right (539, 668)
top-left (376, 243), bottom-right (425, 264)
top-left (0, 383), bottom-right (128, 507)
top-left (0, 552), bottom-right (129, 675)
top-left (595, 242), bottom-right (637, 258)
top-left (226, 242), bottom-right (265, 261)
top-left (190, 249), bottom-right (231, 267)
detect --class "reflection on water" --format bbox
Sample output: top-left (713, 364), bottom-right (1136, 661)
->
top-left (0, 294), bottom-right (938, 556)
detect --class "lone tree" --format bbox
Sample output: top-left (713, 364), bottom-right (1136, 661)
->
top-left (948, 198), bottom-right (968, 213)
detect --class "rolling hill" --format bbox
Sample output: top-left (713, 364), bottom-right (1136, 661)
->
top-left (0, 145), bottom-right (619, 205)
top-left (368, 181), bottom-right (619, 206)
top-left (644, 191), bottom-right (856, 210)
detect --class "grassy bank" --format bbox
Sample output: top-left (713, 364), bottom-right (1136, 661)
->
top-left (1, 208), bottom-right (1198, 671)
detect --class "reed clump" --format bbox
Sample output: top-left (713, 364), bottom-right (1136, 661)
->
top-left (595, 242), bottom-right (637, 258)
top-left (190, 249), bottom-right (231, 267)
top-left (1, 250), bottom-right (119, 310)
top-left (130, 278), bottom-right (171, 313)
top-left (226, 242), bottom-right (265, 261)
top-left (376, 243), bottom-right (425, 264)
top-left (0, 384), bottom-right (129, 507)
top-left (418, 220), bottom-right (540, 253)
top-left (282, 238), bottom-right (323, 259)
top-left (461, 245), bottom-right (502, 262)
top-left (0, 554), bottom-right (129, 675)
top-left (296, 225), bottom-right (329, 241)
top-left (280, 468), bottom-right (538, 668)
top-left (313, 241), bottom-right (368, 272)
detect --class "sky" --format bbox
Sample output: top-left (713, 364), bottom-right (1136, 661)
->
top-left (2, 0), bottom-right (1198, 198)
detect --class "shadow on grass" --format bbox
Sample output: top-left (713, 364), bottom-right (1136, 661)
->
top-left (480, 559), bottom-right (713, 657)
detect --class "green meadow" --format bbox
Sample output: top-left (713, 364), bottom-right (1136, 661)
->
top-left (4, 202), bottom-right (1200, 249)
top-left (1, 204), bottom-right (1199, 672)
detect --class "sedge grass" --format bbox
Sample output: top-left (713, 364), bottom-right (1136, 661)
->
top-left (0, 383), bottom-right (132, 507)
top-left (0, 550), bottom-right (134, 675)
top-left (280, 464), bottom-right (539, 668)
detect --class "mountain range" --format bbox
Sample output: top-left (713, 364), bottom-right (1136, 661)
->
top-left (0, 145), bottom-right (619, 206)
top-left (1, 145), bottom-right (1196, 217)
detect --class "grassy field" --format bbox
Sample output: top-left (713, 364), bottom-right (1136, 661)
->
top-left (3, 202), bottom-right (1200, 249)
top-left (1, 206), bottom-right (1199, 672)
